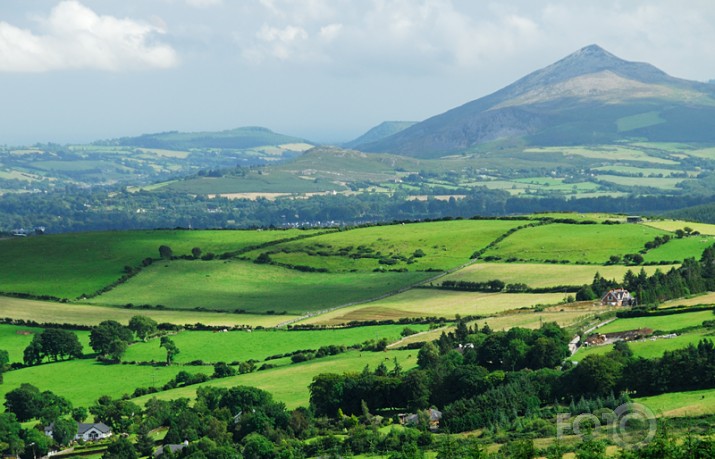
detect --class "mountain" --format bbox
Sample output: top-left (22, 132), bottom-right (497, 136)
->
top-left (99, 126), bottom-right (311, 150)
top-left (355, 45), bottom-right (715, 158)
top-left (343, 121), bottom-right (417, 149)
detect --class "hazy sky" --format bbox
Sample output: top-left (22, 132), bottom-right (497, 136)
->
top-left (2, 0), bottom-right (715, 145)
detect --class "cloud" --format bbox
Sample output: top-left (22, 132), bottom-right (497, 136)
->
top-left (185, 0), bottom-right (223, 8)
top-left (236, 0), bottom-right (542, 74)
top-left (0, 1), bottom-right (178, 72)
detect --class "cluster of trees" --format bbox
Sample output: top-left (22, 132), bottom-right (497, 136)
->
top-left (23, 329), bottom-right (83, 365)
top-left (3, 181), bottom-right (715, 233)
top-left (310, 320), bottom-right (571, 420)
top-left (577, 245), bottom-right (715, 305)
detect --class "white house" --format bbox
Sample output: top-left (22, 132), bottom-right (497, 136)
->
top-left (44, 422), bottom-right (112, 442)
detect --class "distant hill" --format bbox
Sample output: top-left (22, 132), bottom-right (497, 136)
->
top-left (358, 45), bottom-right (715, 158)
top-left (100, 126), bottom-right (311, 150)
top-left (344, 121), bottom-right (417, 149)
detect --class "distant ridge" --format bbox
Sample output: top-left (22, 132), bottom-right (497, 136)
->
top-left (357, 45), bottom-right (715, 158)
top-left (98, 126), bottom-right (311, 150)
top-left (344, 121), bottom-right (417, 149)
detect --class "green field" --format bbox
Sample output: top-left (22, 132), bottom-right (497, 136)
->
top-left (122, 325), bottom-right (426, 364)
top-left (132, 349), bottom-right (417, 409)
top-left (441, 262), bottom-right (678, 288)
top-left (637, 388), bottom-right (715, 417)
top-left (642, 236), bottom-right (715, 263)
top-left (0, 296), bottom-right (296, 327)
top-left (524, 145), bottom-right (678, 165)
top-left (595, 174), bottom-right (684, 190)
top-left (0, 229), bottom-right (324, 299)
top-left (302, 289), bottom-right (569, 325)
top-left (481, 223), bottom-right (667, 263)
top-left (0, 359), bottom-right (210, 408)
top-left (89, 259), bottom-right (430, 314)
top-left (241, 219), bottom-right (526, 272)
top-left (573, 329), bottom-right (715, 361)
top-left (596, 310), bottom-right (715, 334)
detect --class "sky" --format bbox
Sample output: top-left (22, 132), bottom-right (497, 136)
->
top-left (2, 0), bottom-right (715, 146)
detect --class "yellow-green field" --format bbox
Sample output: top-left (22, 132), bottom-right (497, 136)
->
top-left (132, 349), bottom-right (417, 409)
top-left (0, 296), bottom-right (295, 327)
top-left (440, 262), bottom-right (678, 288)
top-left (301, 289), bottom-right (569, 325)
top-left (643, 220), bottom-right (715, 235)
top-left (241, 219), bottom-right (526, 272)
top-left (88, 259), bottom-right (430, 314)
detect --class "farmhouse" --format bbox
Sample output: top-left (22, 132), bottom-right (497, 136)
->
top-left (601, 288), bottom-right (635, 306)
top-left (45, 422), bottom-right (112, 442)
top-left (399, 408), bottom-right (442, 431)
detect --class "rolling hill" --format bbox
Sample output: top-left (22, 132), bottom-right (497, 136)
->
top-left (355, 45), bottom-right (715, 158)
top-left (101, 126), bottom-right (310, 150)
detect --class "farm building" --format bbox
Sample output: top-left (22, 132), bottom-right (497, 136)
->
top-left (399, 408), bottom-right (442, 431)
top-left (44, 422), bottom-right (112, 442)
top-left (601, 288), bottom-right (635, 306)
top-left (626, 216), bottom-right (643, 223)
top-left (154, 441), bottom-right (189, 457)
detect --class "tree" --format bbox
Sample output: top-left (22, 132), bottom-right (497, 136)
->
top-left (213, 362), bottom-right (236, 378)
top-left (22, 330), bottom-right (83, 366)
top-left (160, 337), bottom-right (180, 365)
top-left (158, 245), bottom-right (173, 260)
top-left (242, 433), bottom-right (275, 459)
top-left (576, 285), bottom-right (597, 301)
top-left (38, 390), bottom-right (73, 424)
top-left (103, 436), bottom-right (138, 459)
top-left (0, 349), bottom-right (9, 383)
top-left (128, 315), bottom-right (158, 342)
top-left (71, 406), bottom-right (88, 422)
top-left (417, 342), bottom-right (440, 370)
top-left (52, 418), bottom-right (78, 446)
top-left (191, 247), bottom-right (202, 259)
top-left (0, 413), bottom-right (23, 457)
top-left (21, 428), bottom-right (50, 459)
top-left (135, 426), bottom-right (155, 457)
top-left (22, 338), bottom-right (43, 366)
top-left (90, 321), bottom-right (133, 361)
top-left (4, 384), bottom-right (42, 422)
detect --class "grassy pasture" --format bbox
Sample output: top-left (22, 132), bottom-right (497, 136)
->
top-left (0, 229), bottom-right (323, 299)
top-left (637, 388), bottom-right (715, 417)
top-left (595, 174), bottom-right (684, 190)
top-left (243, 219), bottom-right (527, 272)
top-left (89, 259), bottom-right (431, 314)
top-left (642, 236), bottom-right (715, 263)
top-left (441, 262), bottom-right (678, 288)
top-left (481, 223), bottom-right (667, 263)
top-left (596, 310), bottom-right (715, 334)
top-left (0, 296), bottom-right (294, 327)
top-left (301, 289), bottom-right (569, 325)
top-left (572, 329), bottom-right (715, 361)
top-left (161, 171), bottom-right (344, 194)
top-left (123, 325), bottom-right (426, 364)
top-left (659, 292), bottom-right (715, 308)
top-left (0, 359), bottom-right (210, 408)
top-left (592, 165), bottom-right (689, 177)
top-left (524, 145), bottom-right (678, 164)
top-left (132, 349), bottom-right (417, 409)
